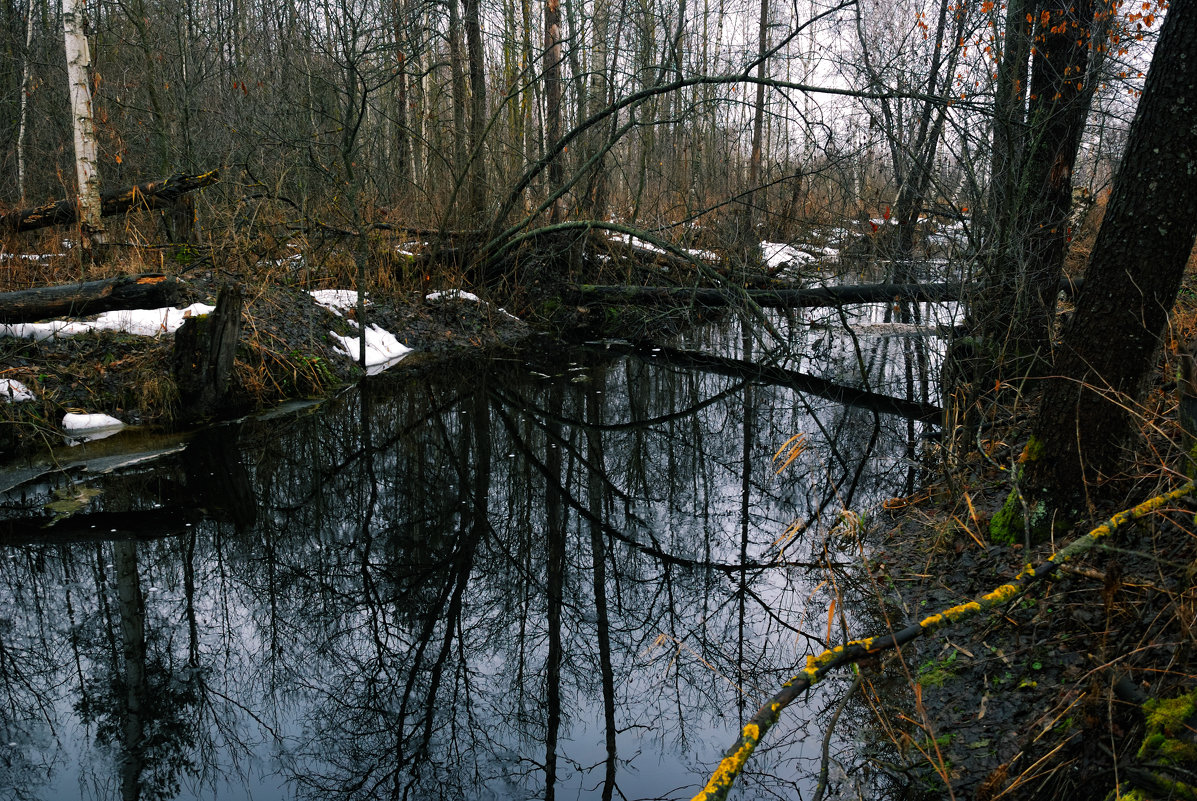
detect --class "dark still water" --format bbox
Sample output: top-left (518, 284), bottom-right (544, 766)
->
top-left (0, 306), bottom-right (949, 800)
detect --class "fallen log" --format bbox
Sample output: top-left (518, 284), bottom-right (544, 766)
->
top-left (638, 344), bottom-right (943, 424)
top-left (572, 282), bottom-right (964, 308)
top-left (569, 278), bottom-right (1084, 309)
top-left (0, 170), bottom-right (220, 234)
top-left (0, 273), bottom-right (180, 324)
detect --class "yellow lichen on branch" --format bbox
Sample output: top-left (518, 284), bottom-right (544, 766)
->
top-left (690, 480), bottom-right (1196, 801)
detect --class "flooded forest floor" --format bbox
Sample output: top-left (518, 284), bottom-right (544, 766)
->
top-left (2, 218), bottom-right (1197, 800)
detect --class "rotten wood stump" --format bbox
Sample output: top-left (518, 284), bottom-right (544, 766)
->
top-left (173, 284), bottom-right (242, 422)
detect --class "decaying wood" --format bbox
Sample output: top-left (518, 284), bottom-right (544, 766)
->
top-left (571, 282), bottom-right (966, 308)
top-left (639, 344), bottom-right (943, 423)
top-left (571, 277), bottom-right (1084, 309)
top-left (0, 170), bottom-right (220, 234)
top-left (173, 284), bottom-right (242, 422)
top-left (0, 273), bottom-right (180, 324)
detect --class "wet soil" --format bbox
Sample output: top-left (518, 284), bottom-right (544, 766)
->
top-left (0, 269), bottom-right (533, 455)
top-left (860, 422), bottom-right (1197, 799)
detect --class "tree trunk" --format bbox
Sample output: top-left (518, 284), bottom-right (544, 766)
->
top-left (543, 0), bottom-right (564, 221)
top-left (1016, 0), bottom-right (1197, 532)
top-left (391, 0), bottom-right (411, 188)
top-left (447, 0), bottom-right (469, 176)
top-left (62, 0), bottom-right (104, 260)
top-left (0, 274), bottom-right (181, 324)
top-left (464, 0), bottom-right (488, 222)
top-left (979, 0), bottom-right (1097, 367)
top-left (986, 0), bottom-right (1031, 248)
top-left (0, 170), bottom-right (219, 234)
top-left (172, 284), bottom-right (243, 422)
top-left (16, 0), bottom-right (35, 205)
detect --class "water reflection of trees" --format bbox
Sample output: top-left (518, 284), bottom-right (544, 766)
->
top-left (0, 312), bottom-right (941, 799)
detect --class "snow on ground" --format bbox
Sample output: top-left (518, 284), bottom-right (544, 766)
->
top-left (607, 232), bottom-right (718, 262)
top-left (0, 379), bottom-right (33, 402)
top-left (426, 289), bottom-right (482, 303)
top-left (426, 289), bottom-right (520, 320)
top-left (761, 242), bottom-right (818, 270)
top-left (0, 303), bottom-right (216, 341)
top-left (311, 289), bottom-right (419, 371)
top-left (310, 289), bottom-right (367, 316)
top-left (328, 323), bottom-right (413, 374)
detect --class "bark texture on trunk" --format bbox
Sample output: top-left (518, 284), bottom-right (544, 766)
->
top-left (0, 274), bottom-right (181, 324)
top-left (1018, 1), bottom-right (1197, 524)
top-left (62, 0), bottom-right (104, 252)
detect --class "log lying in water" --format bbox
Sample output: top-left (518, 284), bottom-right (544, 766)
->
top-left (638, 344), bottom-right (943, 424)
top-left (0, 507), bottom-right (203, 545)
top-left (571, 282), bottom-right (965, 308)
top-left (0, 273), bottom-right (180, 324)
top-left (570, 278), bottom-right (1084, 309)
top-left (0, 169), bottom-right (220, 234)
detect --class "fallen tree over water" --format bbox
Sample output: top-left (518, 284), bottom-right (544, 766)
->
top-left (637, 344), bottom-right (943, 424)
top-left (569, 277), bottom-right (1083, 309)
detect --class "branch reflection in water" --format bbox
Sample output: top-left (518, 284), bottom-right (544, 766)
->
top-left (0, 303), bottom-right (949, 800)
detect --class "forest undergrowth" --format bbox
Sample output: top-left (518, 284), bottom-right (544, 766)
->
top-left (850, 255), bottom-right (1197, 800)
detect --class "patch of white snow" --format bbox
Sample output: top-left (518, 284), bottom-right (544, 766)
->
top-left (62, 412), bottom-right (126, 444)
top-left (426, 289), bottom-right (483, 303)
top-left (329, 325), bottom-right (413, 374)
top-left (310, 289), bottom-right (366, 316)
top-left (0, 303), bottom-right (215, 341)
top-left (0, 379), bottom-right (33, 402)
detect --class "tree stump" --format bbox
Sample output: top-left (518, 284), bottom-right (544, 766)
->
top-left (172, 284), bottom-right (242, 422)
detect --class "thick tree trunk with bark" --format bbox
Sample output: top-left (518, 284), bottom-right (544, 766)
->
top-left (976, 0), bottom-right (1097, 367)
top-left (0, 170), bottom-right (220, 234)
top-left (464, 0), bottom-right (488, 222)
top-left (0, 274), bottom-right (181, 323)
top-left (1015, 1), bottom-right (1197, 532)
top-left (986, 0), bottom-right (1031, 247)
top-left (543, 0), bottom-right (564, 221)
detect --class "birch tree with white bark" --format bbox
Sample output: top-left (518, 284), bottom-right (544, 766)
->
top-left (62, 0), bottom-right (104, 258)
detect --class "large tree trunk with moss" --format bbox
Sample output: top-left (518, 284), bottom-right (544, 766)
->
top-left (1005, 1), bottom-right (1197, 538)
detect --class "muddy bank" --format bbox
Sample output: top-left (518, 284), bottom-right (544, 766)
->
top-left (0, 270), bottom-right (534, 457)
top-left (853, 438), bottom-right (1197, 799)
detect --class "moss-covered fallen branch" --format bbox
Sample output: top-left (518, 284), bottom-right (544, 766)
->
top-left (691, 479), bottom-right (1197, 801)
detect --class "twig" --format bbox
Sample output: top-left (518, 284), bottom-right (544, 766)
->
top-left (811, 671), bottom-right (862, 801)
